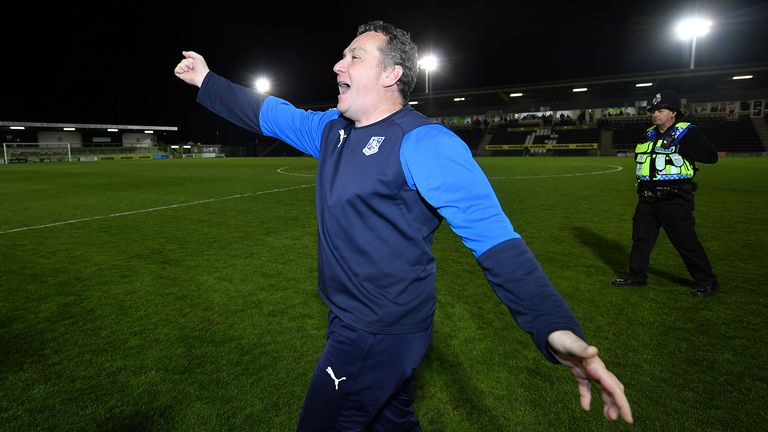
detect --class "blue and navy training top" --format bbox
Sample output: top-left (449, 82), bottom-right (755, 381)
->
top-left (197, 72), bottom-right (583, 363)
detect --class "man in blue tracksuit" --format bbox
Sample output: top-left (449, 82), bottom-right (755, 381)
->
top-left (175, 20), bottom-right (632, 430)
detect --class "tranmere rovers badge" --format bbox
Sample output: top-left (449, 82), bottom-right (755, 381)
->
top-left (363, 137), bottom-right (385, 156)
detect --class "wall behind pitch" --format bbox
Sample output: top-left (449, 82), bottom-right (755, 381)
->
top-left (37, 131), bottom-right (83, 146)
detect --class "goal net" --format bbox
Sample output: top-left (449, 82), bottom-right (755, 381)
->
top-left (3, 142), bottom-right (72, 164)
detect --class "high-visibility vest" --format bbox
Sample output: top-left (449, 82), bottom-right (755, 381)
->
top-left (635, 122), bottom-right (696, 180)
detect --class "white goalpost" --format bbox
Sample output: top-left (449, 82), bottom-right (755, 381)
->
top-left (2, 142), bottom-right (72, 164)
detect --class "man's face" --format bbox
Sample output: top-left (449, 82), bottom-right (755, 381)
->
top-left (332, 31), bottom-right (389, 121)
top-left (651, 108), bottom-right (676, 128)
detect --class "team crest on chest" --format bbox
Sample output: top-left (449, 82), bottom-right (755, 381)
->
top-left (363, 137), bottom-right (385, 156)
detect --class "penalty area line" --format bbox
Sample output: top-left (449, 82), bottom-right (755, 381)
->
top-left (488, 164), bottom-right (623, 179)
top-left (277, 166), bottom-right (315, 177)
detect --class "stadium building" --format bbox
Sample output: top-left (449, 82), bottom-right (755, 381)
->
top-left (3, 65), bottom-right (766, 162)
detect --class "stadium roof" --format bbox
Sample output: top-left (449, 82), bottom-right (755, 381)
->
top-left (0, 122), bottom-right (177, 132)
top-left (304, 64), bottom-right (768, 117)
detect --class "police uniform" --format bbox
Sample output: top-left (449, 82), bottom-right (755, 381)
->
top-left (612, 91), bottom-right (719, 297)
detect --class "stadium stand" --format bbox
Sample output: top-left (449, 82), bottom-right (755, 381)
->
top-left (555, 127), bottom-right (600, 144)
top-left (4, 66), bottom-right (766, 158)
top-left (488, 128), bottom-right (532, 145)
top-left (449, 125), bottom-right (486, 153)
top-left (692, 115), bottom-right (764, 153)
top-left (604, 117), bottom-right (653, 150)
top-left (605, 114), bottom-right (766, 153)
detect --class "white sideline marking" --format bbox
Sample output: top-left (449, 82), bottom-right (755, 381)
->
top-left (0, 183), bottom-right (315, 235)
top-left (488, 164), bottom-right (623, 179)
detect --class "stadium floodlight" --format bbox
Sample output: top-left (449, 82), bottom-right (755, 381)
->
top-left (63, 127), bottom-right (76, 131)
top-left (635, 82), bottom-right (653, 87)
top-left (510, 92), bottom-right (523, 97)
top-left (107, 128), bottom-right (119, 132)
top-left (675, 18), bottom-right (712, 69)
top-left (144, 130), bottom-right (154, 134)
top-left (732, 75), bottom-right (753, 80)
top-left (418, 55), bottom-right (438, 94)
top-left (572, 87), bottom-right (588, 92)
top-left (408, 101), bottom-right (419, 105)
top-left (255, 77), bottom-right (271, 94)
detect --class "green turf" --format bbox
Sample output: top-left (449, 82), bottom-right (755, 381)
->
top-left (1, 156), bottom-right (766, 431)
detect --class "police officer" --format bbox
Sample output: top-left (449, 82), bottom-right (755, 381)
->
top-left (612, 90), bottom-right (719, 297)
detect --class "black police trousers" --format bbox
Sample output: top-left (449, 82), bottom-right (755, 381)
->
top-left (627, 188), bottom-right (717, 286)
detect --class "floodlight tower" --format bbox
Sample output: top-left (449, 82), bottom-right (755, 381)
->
top-left (418, 55), bottom-right (438, 94)
top-left (675, 18), bottom-right (712, 69)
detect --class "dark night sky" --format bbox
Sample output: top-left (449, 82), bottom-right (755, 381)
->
top-left (2, 0), bottom-right (767, 142)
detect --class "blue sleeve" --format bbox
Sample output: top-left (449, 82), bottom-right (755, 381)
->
top-left (259, 97), bottom-right (340, 159)
top-left (400, 124), bottom-right (518, 257)
top-left (197, 72), bottom-right (339, 158)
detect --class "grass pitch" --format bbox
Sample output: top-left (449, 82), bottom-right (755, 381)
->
top-left (1, 156), bottom-right (766, 431)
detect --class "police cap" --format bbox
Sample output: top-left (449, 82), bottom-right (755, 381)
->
top-left (647, 90), bottom-right (684, 116)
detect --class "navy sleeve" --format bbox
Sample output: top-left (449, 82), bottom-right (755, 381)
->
top-left (197, 72), bottom-right (338, 158)
top-left (477, 239), bottom-right (585, 364)
top-left (197, 72), bottom-right (267, 134)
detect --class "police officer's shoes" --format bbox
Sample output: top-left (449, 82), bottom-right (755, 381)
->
top-left (691, 283), bottom-right (718, 297)
top-left (611, 278), bottom-right (647, 287)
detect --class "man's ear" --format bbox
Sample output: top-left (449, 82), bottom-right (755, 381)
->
top-left (383, 65), bottom-right (403, 88)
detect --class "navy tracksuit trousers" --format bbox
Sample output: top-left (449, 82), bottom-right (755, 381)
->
top-left (297, 311), bottom-right (432, 432)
